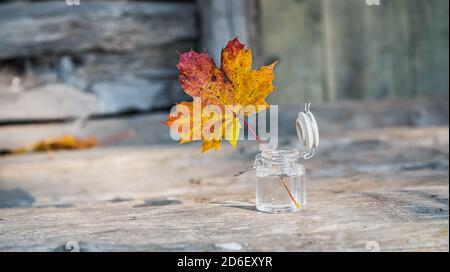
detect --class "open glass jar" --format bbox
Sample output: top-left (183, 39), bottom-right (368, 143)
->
top-left (255, 148), bottom-right (305, 213)
top-left (236, 102), bottom-right (319, 213)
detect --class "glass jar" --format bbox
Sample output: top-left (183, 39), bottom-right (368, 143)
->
top-left (255, 148), bottom-right (306, 213)
top-left (234, 102), bottom-right (318, 213)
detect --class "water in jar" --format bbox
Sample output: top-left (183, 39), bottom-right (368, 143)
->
top-left (256, 164), bottom-right (305, 213)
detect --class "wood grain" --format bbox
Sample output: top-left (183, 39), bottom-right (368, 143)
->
top-left (0, 1), bottom-right (197, 121)
top-left (0, 1), bottom-right (197, 58)
top-left (0, 121), bottom-right (447, 251)
top-left (0, 84), bottom-right (98, 122)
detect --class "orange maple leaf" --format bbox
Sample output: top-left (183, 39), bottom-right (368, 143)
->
top-left (165, 38), bottom-right (276, 153)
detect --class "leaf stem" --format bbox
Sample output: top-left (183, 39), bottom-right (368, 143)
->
top-left (238, 115), bottom-right (301, 209)
top-left (240, 117), bottom-right (263, 146)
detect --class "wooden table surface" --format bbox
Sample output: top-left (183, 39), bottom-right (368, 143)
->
top-left (0, 120), bottom-right (448, 251)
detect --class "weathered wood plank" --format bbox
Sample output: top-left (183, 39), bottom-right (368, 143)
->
top-left (0, 1), bottom-right (197, 121)
top-left (0, 1), bottom-right (197, 59)
top-left (0, 84), bottom-right (98, 121)
top-left (0, 99), bottom-right (448, 251)
top-left (0, 124), bottom-right (448, 251)
top-left (0, 80), bottom-right (186, 121)
top-left (0, 113), bottom-right (171, 150)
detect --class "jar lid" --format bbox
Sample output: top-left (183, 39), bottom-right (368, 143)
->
top-left (295, 101), bottom-right (319, 159)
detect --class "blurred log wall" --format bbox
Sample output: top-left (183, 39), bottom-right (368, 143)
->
top-left (0, 0), bottom-right (448, 123)
top-left (0, 0), bottom-right (197, 121)
top-left (262, 0), bottom-right (449, 103)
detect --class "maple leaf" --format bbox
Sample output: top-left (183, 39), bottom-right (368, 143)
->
top-left (165, 38), bottom-right (276, 153)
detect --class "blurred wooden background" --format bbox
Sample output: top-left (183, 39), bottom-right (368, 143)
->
top-left (0, 0), bottom-right (448, 122)
top-left (262, 0), bottom-right (449, 103)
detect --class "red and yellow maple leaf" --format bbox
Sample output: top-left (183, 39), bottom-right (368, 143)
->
top-left (165, 38), bottom-right (276, 153)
